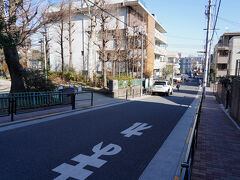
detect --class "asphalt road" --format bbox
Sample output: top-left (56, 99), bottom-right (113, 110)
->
top-left (0, 80), bottom-right (199, 180)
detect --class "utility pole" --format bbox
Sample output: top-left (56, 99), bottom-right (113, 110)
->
top-left (140, 29), bottom-right (144, 97)
top-left (203, 0), bottom-right (212, 98)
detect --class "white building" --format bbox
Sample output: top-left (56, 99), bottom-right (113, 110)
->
top-left (166, 52), bottom-right (180, 75)
top-left (48, 0), bottom-right (167, 78)
top-left (229, 36), bottom-right (240, 76)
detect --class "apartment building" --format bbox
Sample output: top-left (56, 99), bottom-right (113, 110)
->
top-left (229, 36), bottom-right (240, 76)
top-left (166, 52), bottom-right (180, 76)
top-left (213, 32), bottom-right (240, 77)
top-left (180, 56), bottom-right (203, 76)
top-left (48, 0), bottom-right (167, 78)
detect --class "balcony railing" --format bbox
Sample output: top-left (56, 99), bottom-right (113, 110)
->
top-left (154, 46), bottom-right (166, 55)
top-left (155, 29), bottom-right (167, 44)
top-left (217, 56), bottom-right (228, 64)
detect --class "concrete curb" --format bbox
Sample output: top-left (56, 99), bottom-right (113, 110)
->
top-left (139, 90), bottom-right (202, 180)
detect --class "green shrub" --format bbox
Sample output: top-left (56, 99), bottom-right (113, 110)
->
top-left (63, 68), bottom-right (77, 81)
top-left (23, 70), bottom-right (56, 92)
top-left (127, 79), bottom-right (133, 87)
top-left (48, 71), bottom-right (58, 81)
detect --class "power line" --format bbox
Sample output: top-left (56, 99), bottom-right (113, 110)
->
top-left (210, 0), bottom-right (221, 42)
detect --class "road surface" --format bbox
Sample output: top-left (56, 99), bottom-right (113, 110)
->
top-left (0, 80), bottom-right (199, 180)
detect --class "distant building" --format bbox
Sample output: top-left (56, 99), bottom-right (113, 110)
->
top-left (213, 32), bottom-right (240, 77)
top-left (180, 56), bottom-right (203, 76)
top-left (166, 52), bottom-right (180, 76)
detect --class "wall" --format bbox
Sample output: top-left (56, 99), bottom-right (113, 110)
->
top-left (230, 79), bottom-right (240, 125)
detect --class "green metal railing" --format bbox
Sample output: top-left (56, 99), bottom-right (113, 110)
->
top-left (0, 91), bottom-right (63, 114)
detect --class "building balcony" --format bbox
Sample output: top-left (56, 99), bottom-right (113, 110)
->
top-left (217, 56), bottom-right (228, 64)
top-left (216, 44), bottom-right (229, 50)
top-left (154, 46), bottom-right (166, 55)
top-left (216, 69), bottom-right (227, 77)
top-left (154, 61), bottom-right (166, 70)
top-left (155, 29), bottom-right (167, 44)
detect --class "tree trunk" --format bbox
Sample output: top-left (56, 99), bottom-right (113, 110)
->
top-left (3, 47), bottom-right (25, 92)
top-left (118, 62), bottom-right (121, 77)
top-left (68, 0), bottom-right (73, 69)
top-left (88, 36), bottom-right (94, 81)
top-left (68, 31), bottom-right (73, 69)
top-left (60, 19), bottom-right (64, 78)
top-left (126, 62), bottom-right (129, 76)
top-left (103, 60), bottom-right (107, 88)
top-left (112, 61), bottom-right (116, 78)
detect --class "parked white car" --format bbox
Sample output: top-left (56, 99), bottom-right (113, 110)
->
top-left (151, 80), bottom-right (173, 96)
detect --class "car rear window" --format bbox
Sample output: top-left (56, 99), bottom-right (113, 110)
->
top-left (154, 81), bottom-right (166, 85)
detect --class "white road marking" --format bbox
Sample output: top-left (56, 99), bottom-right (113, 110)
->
top-left (52, 142), bottom-right (122, 180)
top-left (121, 122), bottom-right (152, 138)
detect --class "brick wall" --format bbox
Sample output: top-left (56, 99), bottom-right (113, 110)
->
top-left (146, 14), bottom-right (155, 76)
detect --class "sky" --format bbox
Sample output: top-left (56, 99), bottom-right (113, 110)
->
top-left (144, 0), bottom-right (240, 57)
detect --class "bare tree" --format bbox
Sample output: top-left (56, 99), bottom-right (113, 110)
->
top-left (94, 0), bottom-right (112, 88)
top-left (54, 0), bottom-right (67, 78)
top-left (84, 0), bottom-right (99, 81)
top-left (0, 0), bottom-right (58, 92)
top-left (65, 0), bottom-right (75, 69)
top-left (112, 5), bottom-right (125, 78)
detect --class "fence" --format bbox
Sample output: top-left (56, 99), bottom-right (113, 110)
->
top-left (179, 92), bottom-right (203, 180)
top-left (230, 79), bottom-right (240, 125)
top-left (216, 79), bottom-right (240, 125)
top-left (0, 91), bottom-right (93, 121)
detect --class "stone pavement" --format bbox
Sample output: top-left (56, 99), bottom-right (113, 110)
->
top-left (191, 87), bottom-right (240, 179)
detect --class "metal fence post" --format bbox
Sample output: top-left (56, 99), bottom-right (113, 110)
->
top-left (71, 93), bottom-right (75, 110)
top-left (14, 97), bottom-right (17, 115)
top-left (91, 91), bottom-right (93, 106)
top-left (10, 97), bottom-right (14, 121)
top-left (126, 89), bottom-right (128, 100)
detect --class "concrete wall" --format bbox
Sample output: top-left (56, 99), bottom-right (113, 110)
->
top-left (217, 80), bottom-right (240, 126)
top-left (230, 79), bottom-right (240, 125)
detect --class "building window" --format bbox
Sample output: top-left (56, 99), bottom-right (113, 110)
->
top-left (219, 50), bottom-right (228, 57)
top-left (217, 64), bottom-right (227, 70)
top-left (168, 57), bottom-right (174, 63)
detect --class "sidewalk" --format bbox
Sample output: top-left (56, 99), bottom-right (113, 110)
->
top-left (0, 92), bottom-right (128, 124)
top-left (191, 87), bottom-right (240, 179)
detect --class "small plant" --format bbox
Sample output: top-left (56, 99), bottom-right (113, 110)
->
top-left (127, 79), bottom-right (133, 87)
